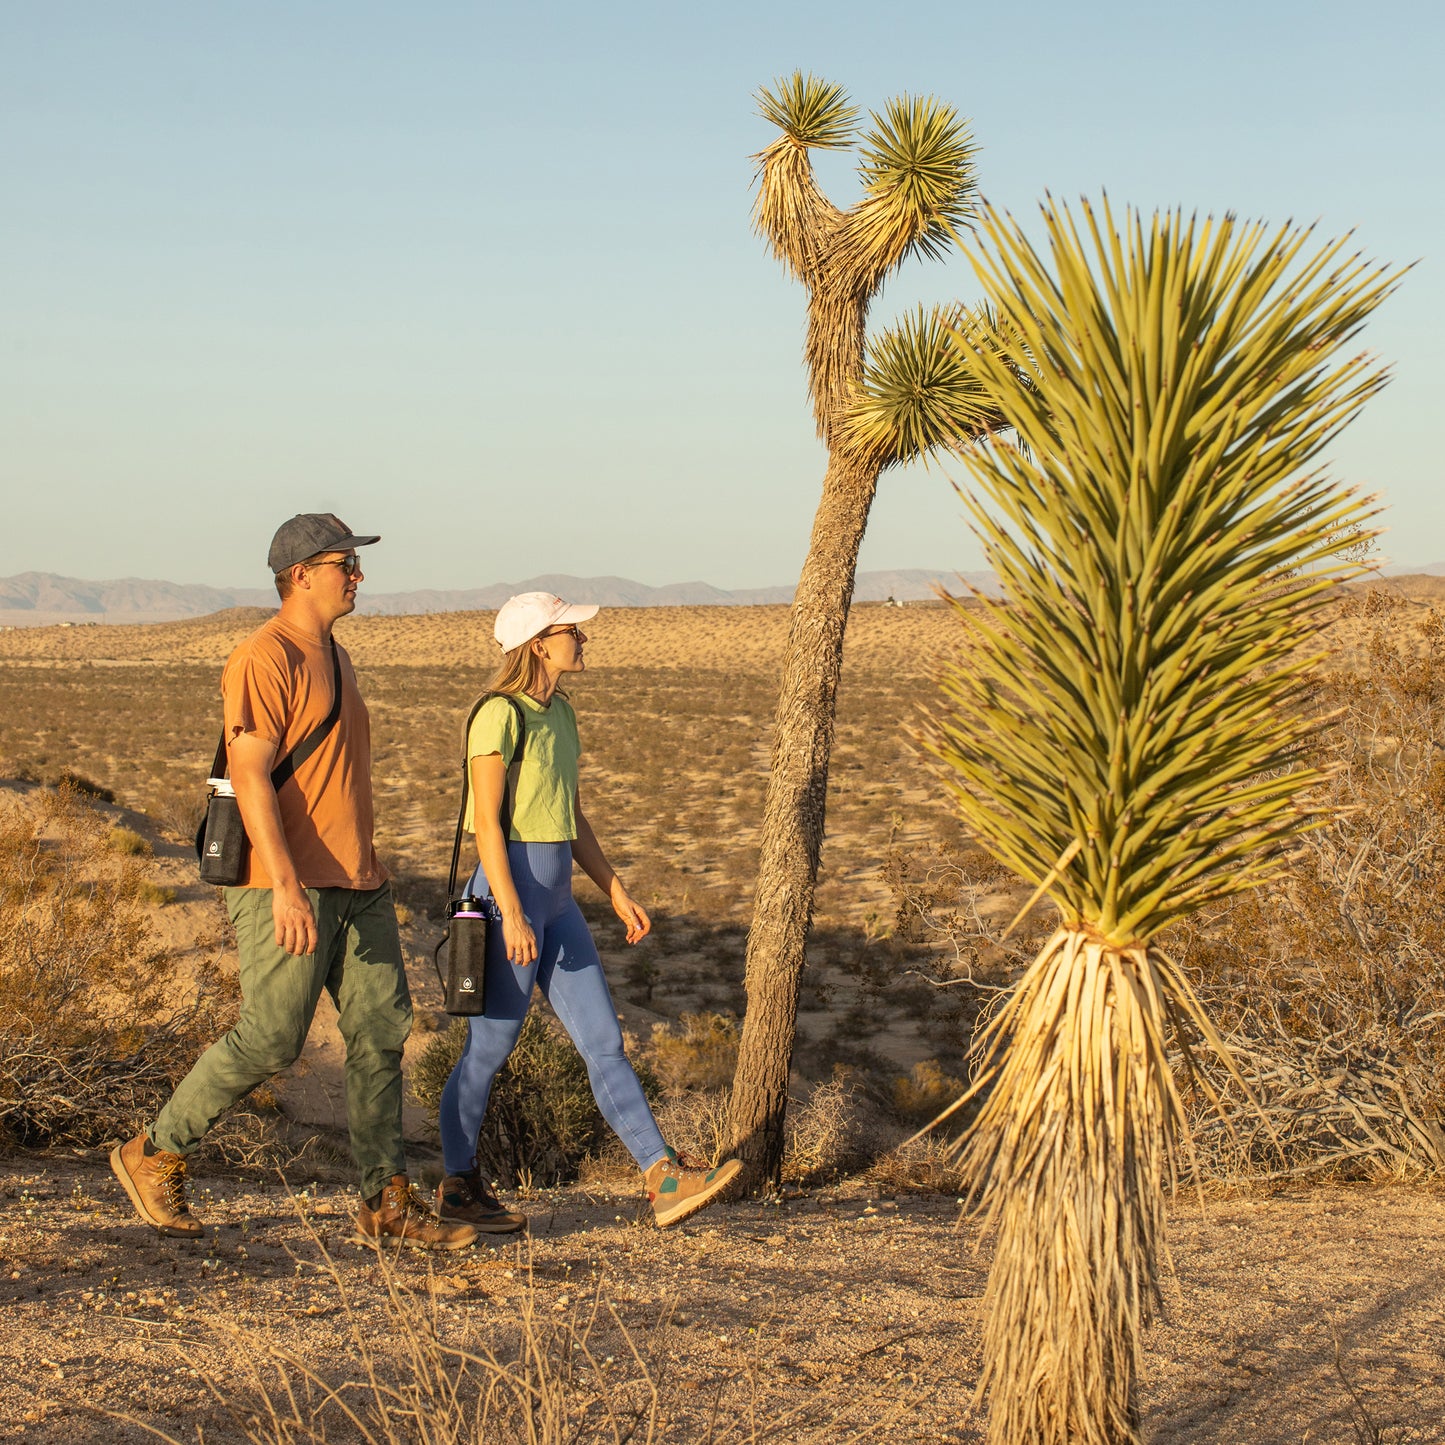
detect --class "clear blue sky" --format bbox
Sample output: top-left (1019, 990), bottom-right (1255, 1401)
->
top-left (3, 0), bottom-right (1440, 593)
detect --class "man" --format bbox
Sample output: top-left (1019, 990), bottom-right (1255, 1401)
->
top-left (112, 513), bottom-right (475, 1250)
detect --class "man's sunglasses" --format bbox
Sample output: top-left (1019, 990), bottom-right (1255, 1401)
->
top-left (305, 554), bottom-right (362, 577)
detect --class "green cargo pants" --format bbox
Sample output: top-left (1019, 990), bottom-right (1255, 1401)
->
top-left (150, 883), bottom-right (413, 1199)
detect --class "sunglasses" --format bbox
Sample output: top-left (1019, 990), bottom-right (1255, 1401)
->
top-left (305, 553), bottom-right (362, 577)
top-left (542, 624), bottom-right (585, 640)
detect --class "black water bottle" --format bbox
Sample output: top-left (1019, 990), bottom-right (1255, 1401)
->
top-left (439, 896), bottom-right (490, 1016)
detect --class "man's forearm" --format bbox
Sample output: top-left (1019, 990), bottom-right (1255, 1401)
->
top-left (232, 770), bottom-right (302, 891)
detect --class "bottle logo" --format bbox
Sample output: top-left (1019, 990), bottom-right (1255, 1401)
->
top-left (207, 841), bottom-right (221, 855)
top-left (460, 977), bottom-right (475, 992)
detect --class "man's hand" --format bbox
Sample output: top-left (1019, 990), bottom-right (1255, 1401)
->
top-left (272, 881), bottom-right (318, 956)
top-left (231, 730), bottom-right (312, 952)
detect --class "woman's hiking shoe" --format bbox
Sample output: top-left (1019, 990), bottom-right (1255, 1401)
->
top-left (353, 1175), bottom-right (478, 1250)
top-left (110, 1134), bottom-right (204, 1238)
top-left (437, 1170), bottom-right (528, 1235)
top-left (643, 1149), bottom-right (742, 1228)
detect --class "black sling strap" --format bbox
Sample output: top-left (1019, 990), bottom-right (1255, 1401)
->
top-left (446, 691), bottom-right (528, 899)
top-left (207, 638), bottom-right (344, 792)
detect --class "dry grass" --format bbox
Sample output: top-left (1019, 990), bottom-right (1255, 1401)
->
top-left (0, 785), bottom-right (235, 1149)
top-left (95, 1200), bottom-right (945, 1445)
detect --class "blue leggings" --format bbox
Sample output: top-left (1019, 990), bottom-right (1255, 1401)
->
top-left (438, 841), bottom-right (668, 1175)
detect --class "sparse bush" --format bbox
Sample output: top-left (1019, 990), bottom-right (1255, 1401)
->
top-left (47, 770), bottom-right (115, 803)
top-left (106, 825), bottom-right (151, 857)
top-left (644, 1010), bottom-right (739, 1092)
top-left (0, 784), bottom-right (235, 1148)
top-left (129, 880), bottom-right (178, 907)
top-left (890, 1058), bottom-right (968, 1128)
top-left (1177, 615), bottom-right (1445, 1180)
top-left (409, 1010), bottom-right (658, 1187)
top-left (648, 1088), bottom-right (734, 1171)
top-left (866, 1134), bottom-right (969, 1195)
top-left (592, 1071), bottom-right (891, 1188)
top-left (784, 1075), bottom-right (892, 1185)
top-left (150, 788), bottom-right (205, 845)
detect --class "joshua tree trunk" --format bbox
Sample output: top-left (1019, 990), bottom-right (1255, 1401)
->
top-left (965, 929), bottom-right (1174, 1445)
top-left (729, 452), bottom-right (879, 1186)
top-left (725, 75), bottom-right (983, 1194)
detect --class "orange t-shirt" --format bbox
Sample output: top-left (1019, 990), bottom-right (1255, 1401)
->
top-left (221, 614), bottom-right (387, 891)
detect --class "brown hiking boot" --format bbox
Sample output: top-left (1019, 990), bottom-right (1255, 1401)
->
top-left (643, 1147), bottom-right (742, 1229)
top-left (110, 1134), bottom-right (204, 1238)
top-left (353, 1175), bottom-right (478, 1251)
top-left (437, 1170), bottom-right (527, 1234)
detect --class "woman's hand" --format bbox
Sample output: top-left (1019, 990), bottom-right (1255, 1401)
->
top-left (609, 878), bottom-right (651, 944)
top-left (500, 908), bottom-right (538, 966)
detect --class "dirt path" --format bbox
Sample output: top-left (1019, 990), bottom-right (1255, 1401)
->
top-left (1, 1155), bottom-right (1440, 1442)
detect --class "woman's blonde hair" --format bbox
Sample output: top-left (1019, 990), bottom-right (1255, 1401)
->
top-left (487, 636), bottom-right (566, 699)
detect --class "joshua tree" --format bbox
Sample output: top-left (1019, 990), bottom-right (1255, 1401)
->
top-left (927, 199), bottom-right (1398, 1444)
top-left (727, 74), bottom-right (999, 1187)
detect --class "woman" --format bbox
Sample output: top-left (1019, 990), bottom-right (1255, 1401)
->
top-left (437, 591), bottom-right (741, 1231)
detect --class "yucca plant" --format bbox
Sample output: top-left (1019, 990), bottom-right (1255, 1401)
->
top-left (924, 199), bottom-right (1398, 1445)
top-left (728, 74), bottom-right (1002, 1189)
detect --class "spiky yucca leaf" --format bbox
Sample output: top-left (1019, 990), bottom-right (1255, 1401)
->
top-left (752, 74), bottom-right (856, 289)
top-left (934, 201), bottom-right (1396, 945)
top-left (845, 304), bottom-right (1004, 468)
top-left (846, 96), bottom-right (980, 270)
top-left (928, 199), bottom-right (1398, 1445)
top-left (755, 72), bottom-right (858, 150)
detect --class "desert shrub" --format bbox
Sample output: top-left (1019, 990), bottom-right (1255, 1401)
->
top-left (47, 770), bottom-right (115, 803)
top-left (150, 788), bottom-right (206, 845)
top-left (129, 880), bottom-right (178, 907)
top-left (866, 1134), bottom-right (969, 1195)
top-left (0, 784), bottom-right (235, 1148)
top-left (890, 1058), bottom-right (968, 1128)
top-left (783, 1075), bottom-right (893, 1185)
top-left (1175, 615), bottom-right (1445, 1180)
top-left (592, 1086), bottom-right (736, 1183)
top-left (644, 1010), bottom-right (739, 1092)
top-left (106, 825), bottom-right (151, 857)
top-left (587, 1075), bottom-right (895, 1188)
top-left (409, 1010), bottom-right (659, 1187)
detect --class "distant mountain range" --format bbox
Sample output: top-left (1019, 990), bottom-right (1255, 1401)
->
top-left (0, 568), bottom-right (992, 625)
top-left (5, 559), bottom-right (1438, 627)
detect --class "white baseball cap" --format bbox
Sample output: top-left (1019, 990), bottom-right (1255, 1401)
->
top-left (494, 591), bottom-right (599, 651)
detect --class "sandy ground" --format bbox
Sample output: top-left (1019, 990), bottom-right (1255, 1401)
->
top-left (0, 601), bottom-right (956, 673)
top-left (0, 1156), bottom-right (1441, 1443)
